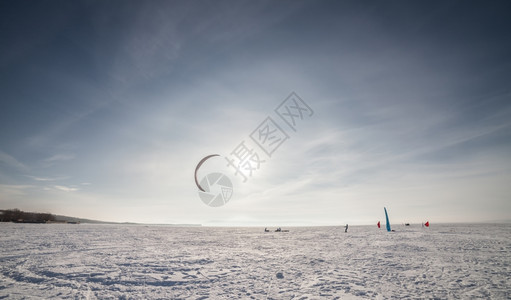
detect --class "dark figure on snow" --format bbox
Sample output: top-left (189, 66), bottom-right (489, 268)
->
top-left (345, 224), bottom-right (348, 233)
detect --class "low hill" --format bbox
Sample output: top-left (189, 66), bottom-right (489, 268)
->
top-left (1, 209), bottom-right (201, 226)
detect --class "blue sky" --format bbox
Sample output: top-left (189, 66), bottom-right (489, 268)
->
top-left (1, 1), bottom-right (510, 225)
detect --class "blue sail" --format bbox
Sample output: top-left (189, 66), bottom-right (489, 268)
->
top-left (384, 207), bottom-right (391, 232)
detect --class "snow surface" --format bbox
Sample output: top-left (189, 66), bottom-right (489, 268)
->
top-left (1, 223), bottom-right (510, 299)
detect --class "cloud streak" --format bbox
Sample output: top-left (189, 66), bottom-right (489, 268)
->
top-left (54, 185), bottom-right (79, 193)
top-left (0, 150), bottom-right (28, 172)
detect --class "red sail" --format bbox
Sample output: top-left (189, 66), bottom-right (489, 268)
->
top-left (377, 221), bottom-right (380, 228)
top-left (425, 221), bottom-right (429, 227)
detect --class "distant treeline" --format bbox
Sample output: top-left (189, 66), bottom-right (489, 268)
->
top-left (0, 209), bottom-right (56, 223)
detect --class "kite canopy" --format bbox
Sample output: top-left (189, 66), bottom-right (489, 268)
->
top-left (194, 154), bottom-right (220, 192)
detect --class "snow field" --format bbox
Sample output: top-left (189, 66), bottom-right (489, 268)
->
top-left (1, 223), bottom-right (510, 299)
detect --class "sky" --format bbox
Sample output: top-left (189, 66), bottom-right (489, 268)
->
top-left (1, 0), bottom-right (510, 226)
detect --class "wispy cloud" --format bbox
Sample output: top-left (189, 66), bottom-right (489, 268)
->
top-left (0, 150), bottom-right (28, 171)
top-left (25, 175), bottom-right (68, 182)
top-left (44, 154), bottom-right (75, 163)
top-left (54, 185), bottom-right (79, 192)
top-left (0, 184), bottom-right (34, 197)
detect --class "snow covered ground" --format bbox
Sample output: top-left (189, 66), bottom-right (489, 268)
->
top-left (0, 223), bottom-right (509, 299)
